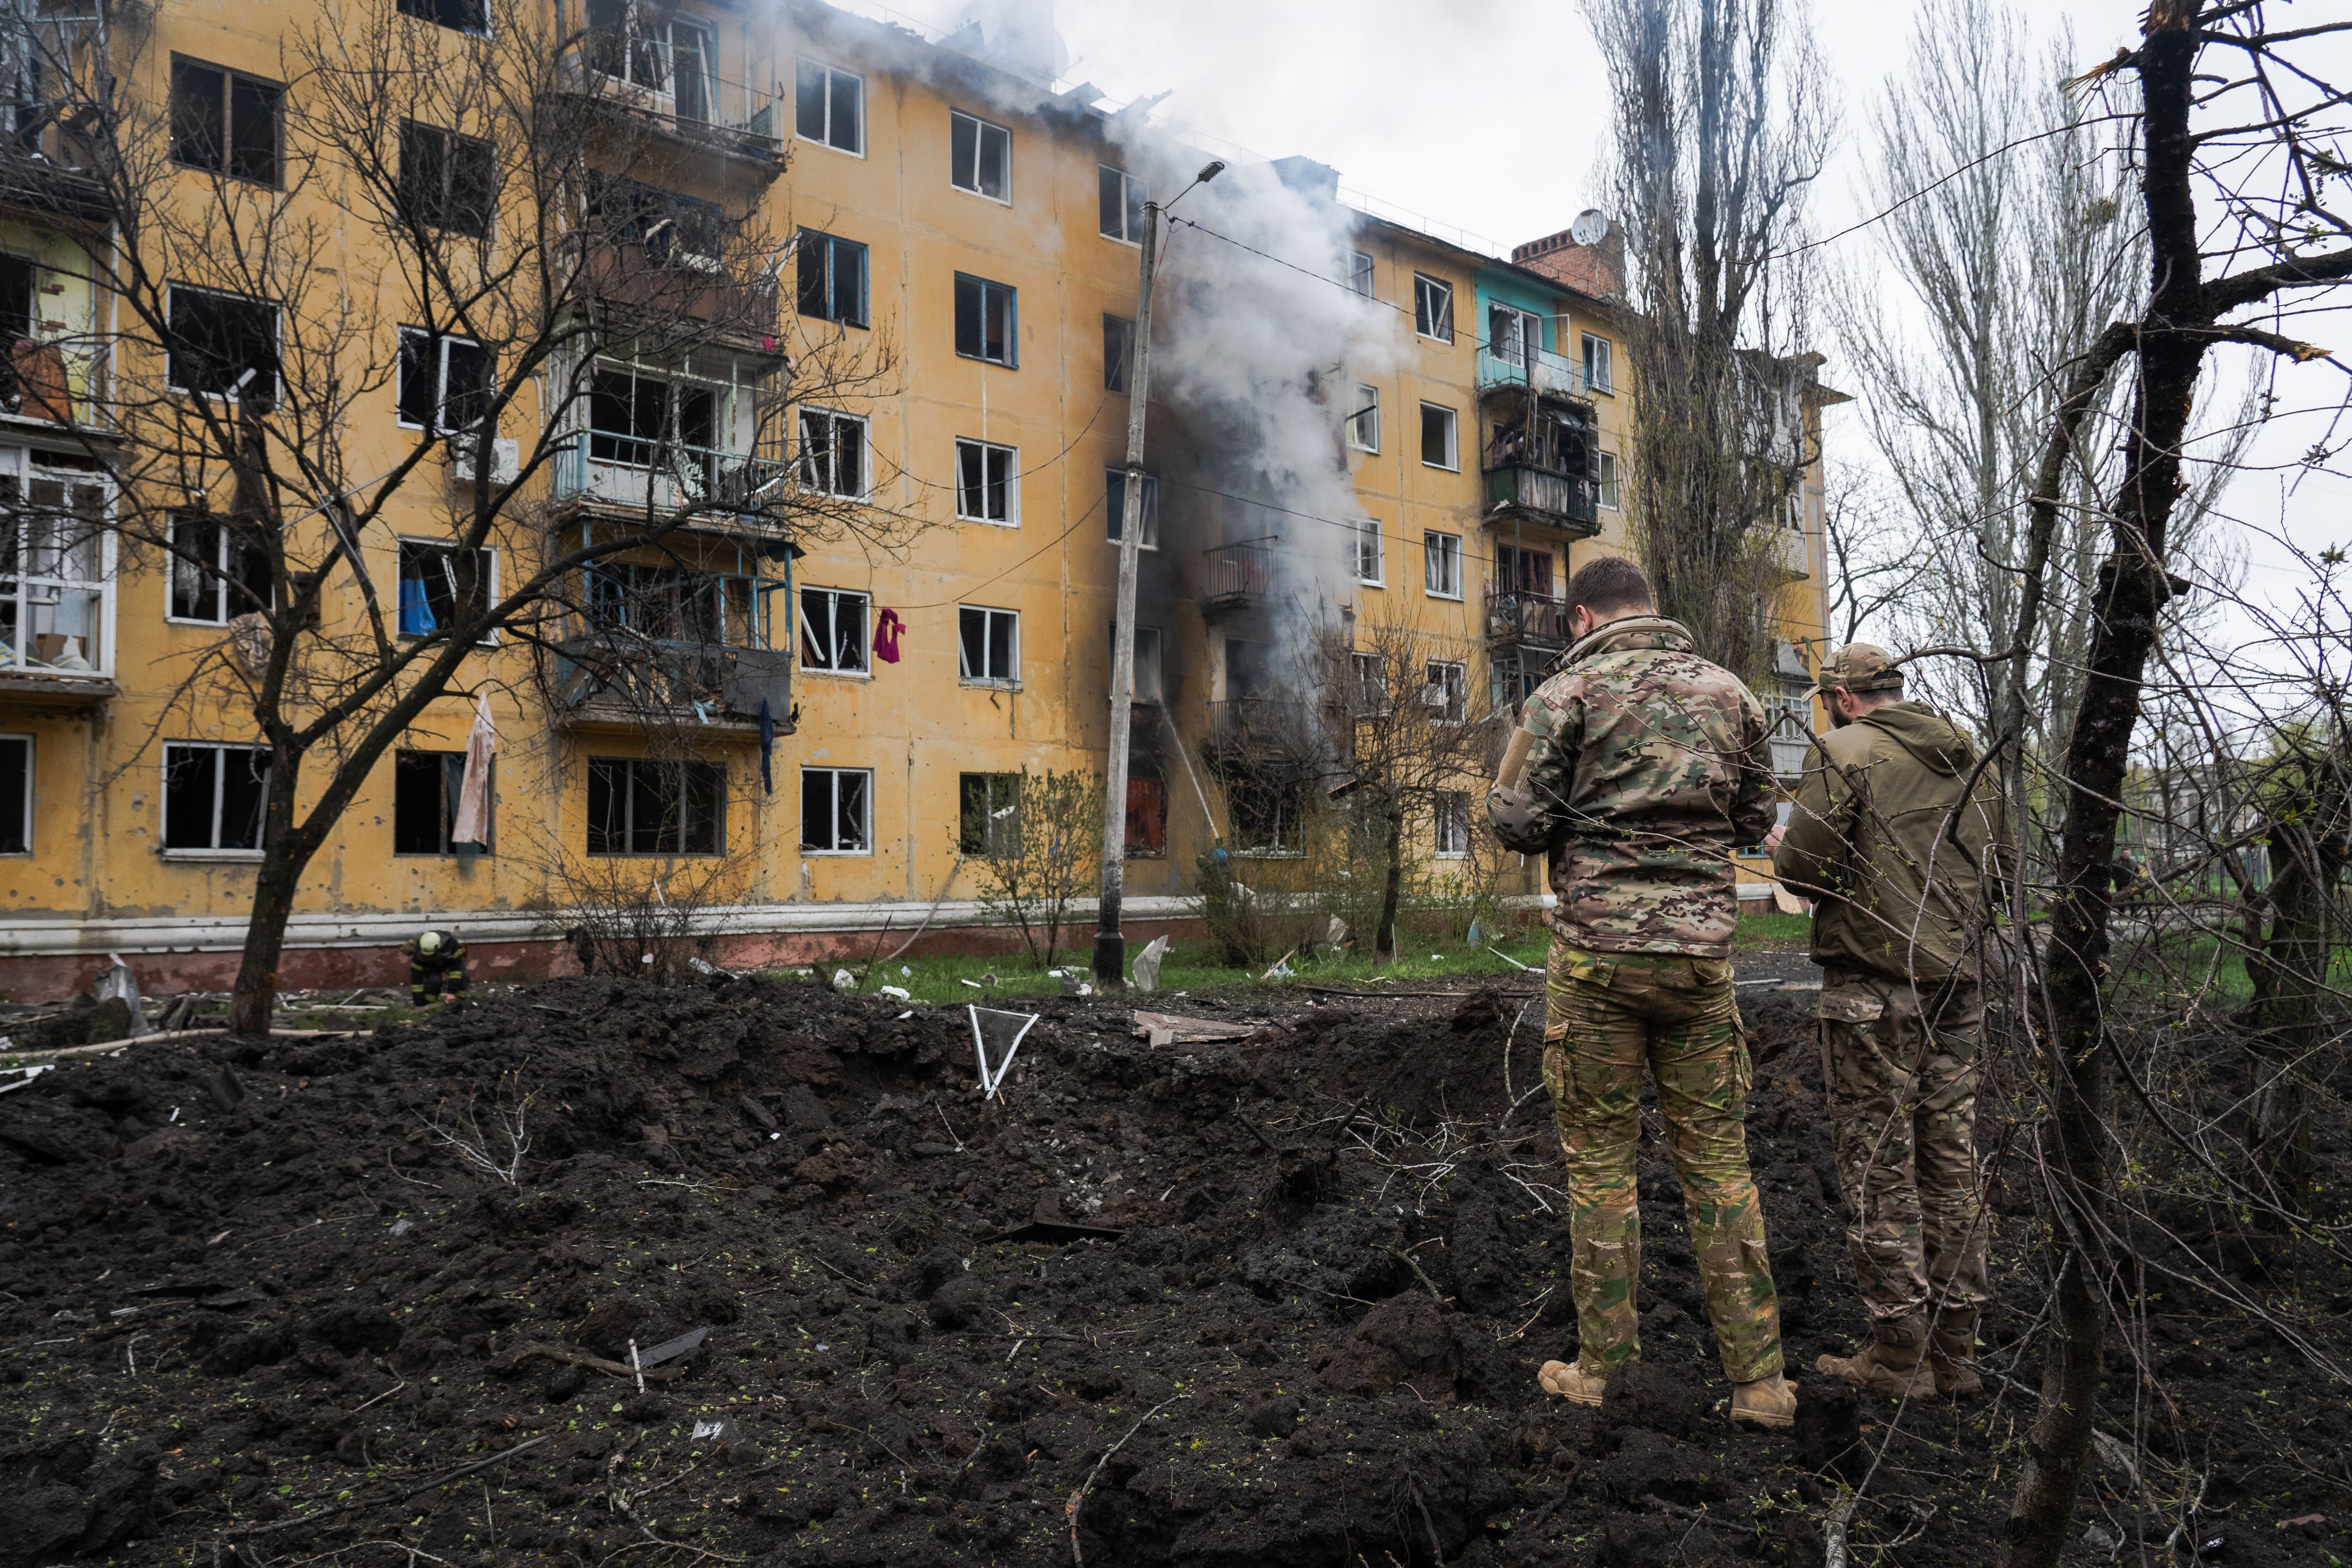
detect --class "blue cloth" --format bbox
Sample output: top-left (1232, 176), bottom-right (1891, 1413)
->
top-left (398, 574), bottom-right (434, 635)
top-left (758, 697), bottom-right (775, 795)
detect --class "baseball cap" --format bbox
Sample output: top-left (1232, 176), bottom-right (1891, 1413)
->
top-left (1803, 643), bottom-right (1906, 701)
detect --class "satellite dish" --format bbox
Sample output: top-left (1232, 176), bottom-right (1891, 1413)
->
top-left (1570, 209), bottom-right (1608, 247)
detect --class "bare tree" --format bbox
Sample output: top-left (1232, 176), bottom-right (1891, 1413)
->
top-left (4, 1), bottom-right (918, 1032)
top-left (970, 767), bottom-right (1105, 971)
top-left (1583, 0), bottom-right (1833, 681)
top-left (1819, 465), bottom-right (1932, 647)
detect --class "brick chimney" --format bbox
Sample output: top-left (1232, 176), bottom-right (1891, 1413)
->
top-left (1513, 219), bottom-right (1624, 301)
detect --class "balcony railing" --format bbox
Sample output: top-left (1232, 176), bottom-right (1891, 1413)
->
top-left (1, 485), bottom-right (113, 696)
top-left (581, 239), bottom-right (782, 349)
top-left (1476, 344), bottom-right (1588, 398)
top-left (554, 636), bottom-right (792, 730)
top-left (1202, 538), bottom-right (1277, 612)
top-left (1484, 586), bottom-right (1572, 650)
top-left (1482, 463), bottom-right (1600, 533)
top-left (1206, 697), bottom-right (1312, 752)
top-left (560, 45), bottom-right (786, 164)
top-left (553, 440), bottom-right (792, 526)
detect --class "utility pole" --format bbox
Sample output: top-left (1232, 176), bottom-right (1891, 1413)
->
top-left (1095, 160), bottom-right (1222, 988)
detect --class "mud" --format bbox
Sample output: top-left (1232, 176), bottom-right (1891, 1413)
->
top-left (1, 973), bottom-right (2347, 1567)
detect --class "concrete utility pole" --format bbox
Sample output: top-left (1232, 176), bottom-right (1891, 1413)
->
top-left (1095, 160), bottom-right (1222, 988)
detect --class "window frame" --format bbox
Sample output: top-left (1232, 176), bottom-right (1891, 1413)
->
top-left (1105, 467), bottom-right (1160, 551)
top-left (168, 56), bottom-right (284, 186)
top-left (948, 108), bottom-right (1012, 203)
top-left (1582, 331), bottom-right (1614, 394)
top-left (395, 327), bottom-right (494, 435)
top-left (0, 732), bottom-right (28, 855)
top-left (800, 765), bottom-right (873, 855)
top-left (1424, 658), bottom-right (1468, 724)
top-left (160, 740), bottom-right (271, 859)
top-left (1422, 531), bottom-right (1463, 601)
top-left (1350, 250), bottom-right (1375, 297)
top-left (797, 407), bottom-right (870, 501)
top-left (793, 57), bottom-right (865, 156)
top-left (1412, 272), bottom-right (1454, 343)
top-left (1103, 314), bottom-right (1134, 394)
top-left (396, 0), bottom-right (489, 35)
top-left (392, 747), bottom-right (494, 856)
top-left (797, 586), bottom-right (871, 677)
top-left (1419, 402), bottom-right (1459, 471)
top-left (1598, 450), bottom-right (1621, 510)
top-left (958, 771), bottom-right (1021, 857)
top-left (586, 756), bottom-right (726, 857)
top-left (395, 537), bottom-right (500, 643)
top-left (1346, 383), bottom-right (1380, 453)
top-left (398, 120), bottom-right (495, 239)
top-left (1097, 165), bottom-right (1147, 244)
top-left (1353, 517), bottom-right (1385, 587)
top-left (956, 604), bottom-right (1020, 687)
top-left (1489, 302), bottom-right (1543, 369)
top-left (954, 437), bottom-right (1017, 525)
top-left (1435, 790), bottom-right (1471, 858)
top-left (795, 229), bottom-right (869, 328)
top-left (164, 512), bottom-right (270, 626)
top-left (165, 285), bottom-right (280, 402)
top-left (952, 272), bottom-right (1019, 367)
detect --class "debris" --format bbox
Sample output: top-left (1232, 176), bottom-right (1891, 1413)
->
top-left (961, 979), bottom-right (985, 990)
top-left (97, 954), bottom-right (152, 1037)
top-left (1261, 948), bottom-right (1296, 979)
top-left (688, 956), bottom-right (719, 976)
top-left (2084, 1523), bottom-right (2120, 1552)
top-left (1132, 1011), bottom-right (1258, 1047)
top-left (1131, 935), bottom-right (1172, 993)
top-left (879, 985), bottom-right (911, 1001)
top-left (831, 969), bottom-right (857, 992)
top-left (689, 1416), bottom-right (740, 1444)
top-left (896, 1009), bottom-right (914, 1020)
top-left (1327, 915), bottom-right (1349, 949)
top-left (1488, 947), bottom-right (1537, 972)
top-left (389, 1218), bottom-right (415, 1236)
top-left (979, 1218), bottom-right (1127, 1246)
top-left (968, 1005), bottom-right (1040, 1098)
top-left (636, 1326), bottom-right (710, 1368)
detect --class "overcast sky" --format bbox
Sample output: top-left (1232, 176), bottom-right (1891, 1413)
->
top-left (843, 0), bottom-right (2350, 644)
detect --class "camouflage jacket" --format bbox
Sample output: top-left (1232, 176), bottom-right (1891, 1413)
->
top-left (1487, 616), bottom-right (1775, 957)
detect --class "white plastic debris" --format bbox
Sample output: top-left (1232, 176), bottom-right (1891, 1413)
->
top-left (97, 954), bottom-right (151, 1036)
top-left (968, 1005), bottom-right (1041, 1099)
top-left (895, 1010), bottom-right (914, 1020)
top-left (879, 985), bottom-right (910, 1001)
top-left (1327, 916), bottom-right (1348, 948)
top-left (1130, 935), bottom-right (1171, 994)
top-left (688, 956), bottom-right (719, 976)
top-left (900, 965), bottom-right (912, 978)
top-left (389, 1218), bottom-right (414, 1236)
top-left (831, 969), bottom-right (857, 992)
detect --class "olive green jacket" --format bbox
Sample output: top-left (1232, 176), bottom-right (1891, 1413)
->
top-left (1771, 701), bottom-right (2010, 983)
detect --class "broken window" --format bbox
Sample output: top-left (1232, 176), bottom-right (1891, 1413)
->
top-left (1423, 659), bottom-right (1467, 722)
top-left (1098, 165), bottom-right (1146, 242)
top-left (167, 287), bottom-right (278, 399)
top-left (798, 587), bottom-right (868, 674)
top-left (798, 408), bottom-right (867, 498)
top-left (957, 605), bottom-right (1018, 685)
top-left (397, 0), bottom-right (487, 34)
top-left (1224, 637), bottom-right (1272, 700)
top-left (588, 756), bottom-right (724, 855)
top-left (398, 121), bottom-right (495, 238)
top-left (170, 58), bottom-right (282, 183)
top-left (589, 368), bottom-right (716, 466)
top-left (1582, 332), bottom-right (1613, 394)
top-left (1495, 544), bottom-right (1554, 597)
top-left (0, 733), bottom-right (28, 854)
top-left (1488, 303), bottom-right (1542, 369)
top-left (167, 513), bottom-right (270, 624)
top-left (0, 254), bottom-right (31, 342)
top-left (397, 329), bottom-right (493, 434)
top-left (588, 176), bottom-right (723, 268)
top-left (1354, 518), bottom-right (1385, 585)
top-left (1109, 621), bottom-right (1165, 705)
top-left (394, 748), bottom-right (492, 855)
top-left (1413, 273), bottom-right (1453, 342)
top-left (396, 540), bottom-right (493, 637)
top-left (797, 230), bottom-right (868, 327)
top-left (1350, 250), bottom-right (1375, 297)
top-left (1230, 778), bottom-right (1305, 855)
top-left (1346, 384), bottom-right (1380, 453)
top-left (949, 110), bottom-right (1011, 201)
top-left (162, 742), bottom-right (270, 852)
top-left (794, 58), bottom-right (863, 153)
top-left (587, 1), bottom-right (713, 120)
top-left (955, 438), bottom-right (1016, 524)
top-left (958, 771), bottom-right (1020, 856)
top-left (800, 765), bottom-right (870, 853)
top-left (1103, 314), bottom-right (1134, 393)
top-left (1351, 651), bottom-right (1389, 716)
top-left (1435, 791), bottom-right (1470, 857)
top-left (1105, 467), bottom-right (1159, 549)
top-left (1419, 402), bottom-right (1458, 470)
top-left (954, 273), bottom-right (1017, 366)
top-left (1422, 531), bottom-right (1462, 600)
top-left (1126, 777), bottom-right (1167, 857)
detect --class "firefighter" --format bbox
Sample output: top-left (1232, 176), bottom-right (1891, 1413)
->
top-left (405, 929), bottom-right (471, 1008)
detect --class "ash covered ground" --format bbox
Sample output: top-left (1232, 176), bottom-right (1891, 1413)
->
top-left (2, 974), bottom-right (2347, 1567)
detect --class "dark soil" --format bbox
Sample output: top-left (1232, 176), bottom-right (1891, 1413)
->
top-left (1, 974), bottom-right (2347, 1567)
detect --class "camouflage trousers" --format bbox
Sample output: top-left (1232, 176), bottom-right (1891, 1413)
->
top-left (1543, 939), bottom-right (1783, 1384)
top-left (1820, 968), bottom-right (1990, 1323)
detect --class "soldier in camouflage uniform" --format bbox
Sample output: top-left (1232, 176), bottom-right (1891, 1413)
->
top-left (1488, 557), bottom-right (1794, 1430)
top-left (1770, 644), bottom-right (2007, 1401)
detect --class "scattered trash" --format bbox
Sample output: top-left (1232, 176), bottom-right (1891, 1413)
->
top-left (1131, 935), bottom-right (1171, 994)
top-left (1132, 1011), bottom-right (1258, 1047)
top-left (1466, 920), bottom-right (1482, 949)
top-left (1430, 953), bottom-right (1443, 961)
top-left (1326, 915), bottom-right (1349, 950)
top-left (967, 1005), bottom-right (1040, 1099)
top-left (831, 969), bottom-right (857, 993)
top-left (641, 954), bottom-right (655, 965)
top-left (0, 1062), bottom-right (54, 1097)
top-left (901, 965), bottom-right (912, 978)
top-left (2084, 1524), bottom-right (2119, 1552)
top-left (636, 1326), bottom-right (709, 1368)
top-left (960, 979), bottom-right (985, 990)
top-left (389, 1218), bottom-right (415, 1236)
top-left (689, 1416), bottom-right (739, 1444)
top-left (895, 1010), bottom-right (914, 1020)
top-left (688, 956), bottom-right (719, 976)
top-left (879, 985), bottom-right (911, 1001)
top-left (1489, 947), bottom-right (1538, 972)
top-left (1260, 948), bottom-right (1295, 980)
top-left (97, 954), bottom-right (152, 1037)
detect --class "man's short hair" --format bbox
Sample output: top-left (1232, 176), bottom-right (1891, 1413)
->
top-left (1565, 557), bottom-right (1654, 618)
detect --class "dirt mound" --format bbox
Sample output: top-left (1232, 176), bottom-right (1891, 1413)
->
top-left (0, 974), bottom-right (2347, 1567)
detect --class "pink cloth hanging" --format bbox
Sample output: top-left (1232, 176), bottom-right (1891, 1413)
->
top-left (452, 692), bottom-right (496, 845)
top-left (873, 607), bottom-right (905, 664)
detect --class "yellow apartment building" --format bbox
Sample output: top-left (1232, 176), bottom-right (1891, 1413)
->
top-left (0, 0), bottom-right (1828, 997)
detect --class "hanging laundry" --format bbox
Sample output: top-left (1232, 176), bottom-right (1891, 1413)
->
top-left (873, 607), bottom-right (905, 664)
top-left (758, 697), bottom-right (776, 795)
top-left (452, 692), bottom-right (496, 847)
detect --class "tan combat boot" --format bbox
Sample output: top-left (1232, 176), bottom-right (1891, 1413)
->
top-left (1537, 1359), bottom-right (1610, 1407)
top-left (1928, 1308), bottom-right (1984, 1398)
top-left (1815, 1314), bottom-right (1939, 1401)
top-left (1729, 1371), bottom-right (1797, 1430)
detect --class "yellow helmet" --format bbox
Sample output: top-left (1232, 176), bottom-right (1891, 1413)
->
top-left (418, 930), bottom-right (445, 956)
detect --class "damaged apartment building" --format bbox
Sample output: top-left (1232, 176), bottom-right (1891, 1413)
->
top-left (0, 0), bottom-right (1831, 993)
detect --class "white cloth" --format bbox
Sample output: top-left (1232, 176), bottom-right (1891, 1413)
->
top-left (452, 692), bottom-right (495, 846)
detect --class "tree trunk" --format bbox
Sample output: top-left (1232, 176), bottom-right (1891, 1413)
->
top-left (2243, 762), bottom-right (2349, 1211)
top-left (230, 850), bottom-right (306, 1035)
top-left (1376, 798), bottom-right (1405, 961)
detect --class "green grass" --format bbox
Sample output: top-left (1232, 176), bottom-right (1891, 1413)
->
top-left (1732, 913), bottom-right (1811, 949)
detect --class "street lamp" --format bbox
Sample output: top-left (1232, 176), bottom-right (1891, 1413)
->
top-left (1094, 158), bottom-right (1225, 988)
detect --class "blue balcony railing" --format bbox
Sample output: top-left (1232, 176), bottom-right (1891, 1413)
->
top-left (1476, 344), bottom-right (1588, 398)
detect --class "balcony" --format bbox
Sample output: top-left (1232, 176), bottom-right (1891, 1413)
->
top-left (560, 42), bottom-right (787, 175)
top-left (1771, 525), bottom-right (1813, 581)
top-left (0, 479), bottom-right (114, 707)
top-left (552, 441), bottom-right (793, 536)
top-left (1476, 343), bottom-right (1588, 399)
top-left (553, 637), bottom-right (792, 736)
top-left (581, 239), bottom-right (783, 358)
top-left (1202, 538), bottom-right (1277, 613)
top-left (1484, 587), bottom-right (1573, 651)
top-left (1205, 697), bottom-right (1314, 756)
top-left (1483, 463), bottom-right (1599, 534)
